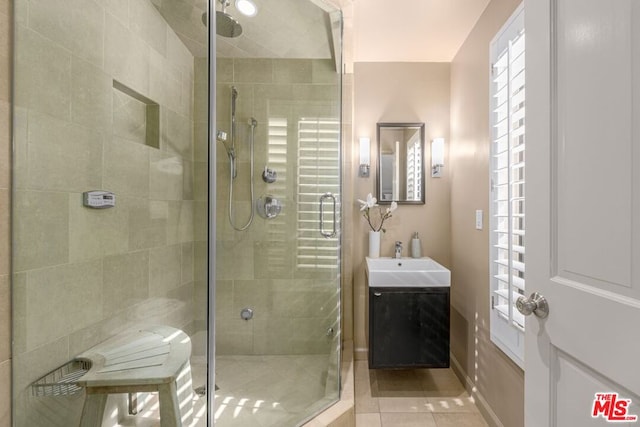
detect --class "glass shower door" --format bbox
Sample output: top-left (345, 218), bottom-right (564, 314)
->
top-left (213, 1), bottom-right (343, 424)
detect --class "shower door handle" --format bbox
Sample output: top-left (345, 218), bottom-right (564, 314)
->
top-left (319, 193), bottom-right (337, 238)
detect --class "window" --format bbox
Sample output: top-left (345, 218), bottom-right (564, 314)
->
top-left (489, 4), bottom-right (525, 369)
top-left (296, 117), bottom-right (341, 271)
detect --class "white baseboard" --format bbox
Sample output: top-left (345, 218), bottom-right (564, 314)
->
top-left (450, 353), bottom-right (504, 427)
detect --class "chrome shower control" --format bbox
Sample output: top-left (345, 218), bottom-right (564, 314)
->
top-left (262, 167), bottom-right (277, 183)
top-left (256, 195), bottom-right (282, 219)
top-left (240, 308), bottom-right (253, 320)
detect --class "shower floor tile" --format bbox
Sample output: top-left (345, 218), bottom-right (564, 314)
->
top-left (116, 354), bottom-right (332, 427)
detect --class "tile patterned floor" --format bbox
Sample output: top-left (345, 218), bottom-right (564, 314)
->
top-left (354, 360), bottom-right (489, 427)
top-left (117, 354), bottom-right (334, 427)
top-left (118, 356), bottom-right (487, 427)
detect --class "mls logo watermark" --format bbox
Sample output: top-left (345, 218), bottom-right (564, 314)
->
top-left (592, 393), bottom-right (638, 422)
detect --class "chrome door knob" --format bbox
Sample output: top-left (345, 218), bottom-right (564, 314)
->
top-left (516, 292), bottom-right (549, 318)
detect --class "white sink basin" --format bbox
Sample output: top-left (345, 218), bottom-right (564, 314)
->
top-left (366, 257), bottom-right (451, 287)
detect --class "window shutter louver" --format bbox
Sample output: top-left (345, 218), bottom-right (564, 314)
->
top-left (489, 4), bottom-right (525, 369)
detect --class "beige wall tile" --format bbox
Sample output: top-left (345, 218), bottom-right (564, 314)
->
top-left (0, 275), bottom-right (9, 362)
top-left (71, 57), bottom-right (113, 130)
top-left (163, 108), bottom-right (193, 159)
top-left (312, 59), bottom-right (339, 84)
top-left (216, 57), bottom-right (233, 83)
top-left (14, 26), bottom-right (72, 120)
top-left (103, 0), bottom-right (129, 25)
top-left (193, 279), bottom-right (207, 324)
top-left (26, 112), bottom-right (104, 192)
top-left (0, 359), bottom-right (10, 427)
top-left (103, 251), bottom-right (149, 317)
top-left (28, 0), bottom-right (104, 67)
top-left (113, 89), bottom-right (149, 144)
top-left (11, 107), bottom-right (27, 190)
top-left (181, 242), bottom-right (194, 285)
top-left (12, 335), bottom-right (70, 393)
top-left (22, 260), bottom-right (102, 352)
top-left (129, 0), bottom-right (167, 56)
top-left (193, 161), bottom-right (208, 201)
top-left (128, 198), bottom-right (168, 250)
top-left (193, 121), bottom-right (208, 162)
top-left (149, 244), bottom-right (182, 296)
top-left (0, 0), bottom-right (8, 16)
top-left (180, 66), bottom-right (194, 118)
top-left (165, 200), bottom-right (194, 244)
top-left (13, 190), bottom-right (69, 272)
top-left (193, 241), bottom-right (207, 282)
top-left (105, 12), bottom-right (150, 96)
top-left (235, 58), bottom-right (273, 83)
top-left (0, 190), bottom-right (8, 276)
top-left (0, 10), bottom-right (9, 104)
top-left (11, 0), bottom-right (200, 423)
top-left (216, 238), bottom-right (254, 280)
top-left (166, 28), bottom-right (193, 71)
top-left (0, 101), bottom-right (9, 190)
top-left (104, 137), bottom-right (150, 198)
top-left (150, 150), bottom-right (184, 200)
top-left (273, 59), bottom-right (313, 84)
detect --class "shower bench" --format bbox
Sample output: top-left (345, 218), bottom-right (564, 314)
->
top-left (75, 325), bottom-right (192, 427)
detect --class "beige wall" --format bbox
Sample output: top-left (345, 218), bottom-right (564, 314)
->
top-left (449, 0), bottom-right (524, 426)
top-left (352, 62), bottom-right (451, 358)
top-left (0, 0), bottom-right (11, 423)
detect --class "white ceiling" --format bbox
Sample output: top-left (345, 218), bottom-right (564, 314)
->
top-left (353, 0), bottom-right (490, 62)
top-left (154, 0), bottom-right (490, 63)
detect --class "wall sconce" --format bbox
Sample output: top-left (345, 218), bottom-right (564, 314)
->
top-left (359, 137), bottom-right (370, 177)
top-left (431, 138), bottom-right (445, 178)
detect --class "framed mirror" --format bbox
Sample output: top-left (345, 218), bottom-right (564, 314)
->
top-left (376, 122), bottom-right (425, 204)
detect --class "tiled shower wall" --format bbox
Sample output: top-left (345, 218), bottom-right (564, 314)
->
top-left (215, 57), bottom-right (342, 355)
top-left (0, 0), bottom-right (11, 424)
top-left (11, 0), bottom-right (200, 425)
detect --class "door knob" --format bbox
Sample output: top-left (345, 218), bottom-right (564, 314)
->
top-left (516, 292), bottom-right (549, 318)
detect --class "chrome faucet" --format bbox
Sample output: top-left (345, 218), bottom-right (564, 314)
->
top-left (395, 241), bottom-right (403, 259)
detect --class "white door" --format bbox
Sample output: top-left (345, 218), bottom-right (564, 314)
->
top-left (526, 0), bottom-right (640, 425)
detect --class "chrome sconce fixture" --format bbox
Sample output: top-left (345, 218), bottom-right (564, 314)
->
top-left (359, 137), bottom-right (370, 177)
top-left (431, 138), bottom-right (445, 178)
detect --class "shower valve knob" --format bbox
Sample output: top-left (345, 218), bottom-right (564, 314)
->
top-left (262, 167), bottom-right (277, 183)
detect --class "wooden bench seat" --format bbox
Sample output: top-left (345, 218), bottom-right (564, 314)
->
top-left (76, 325), bottom-right (193, 427)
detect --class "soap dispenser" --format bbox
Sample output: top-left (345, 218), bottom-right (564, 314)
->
top-left (411, 232), bottom-right (422, 258)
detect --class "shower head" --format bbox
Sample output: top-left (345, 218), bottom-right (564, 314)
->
top-left (249, 117), bottom-right (257, 127)
top-left (216, 11), bottom-right (243, 37)
top-left (201, 0), bottom-right (243, 38)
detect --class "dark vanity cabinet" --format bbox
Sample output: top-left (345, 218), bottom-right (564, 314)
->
top-left (368, 286), bottom-right (450, 369)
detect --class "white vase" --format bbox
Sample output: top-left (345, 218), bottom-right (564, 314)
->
top-left (369, 231), bottom-right (381, 258)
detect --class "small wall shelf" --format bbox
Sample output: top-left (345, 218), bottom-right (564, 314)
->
top-left (30, 359), bottom-right (92, 397)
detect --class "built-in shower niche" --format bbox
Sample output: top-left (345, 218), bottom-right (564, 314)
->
top-left (112, 80), bottom-right (160, 149)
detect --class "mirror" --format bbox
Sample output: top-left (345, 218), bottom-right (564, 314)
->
top-left (376, 122), bottom-right (425, 204)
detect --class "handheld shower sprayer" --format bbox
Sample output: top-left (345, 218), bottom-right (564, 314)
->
top-left (222, 86), bottom-right (259, 231)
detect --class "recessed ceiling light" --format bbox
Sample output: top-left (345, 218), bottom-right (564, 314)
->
top-left (235, 0), bottom-right (257, 17)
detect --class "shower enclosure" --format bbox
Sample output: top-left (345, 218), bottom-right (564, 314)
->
top-left (212, 0), bottom-right (343, 425)
top-left (10, 0), bottom-right (342, 425)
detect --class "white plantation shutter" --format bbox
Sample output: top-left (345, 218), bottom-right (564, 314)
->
top-left (489, 4), bottom-right (525, 369)
top-left (296, 118), bottom-right (340, 270)
top-left (406, 139), bottom-right (422, 201)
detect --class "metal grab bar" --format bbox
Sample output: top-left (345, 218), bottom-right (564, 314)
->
top-left (319, 193), bottom-right (337, 238)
